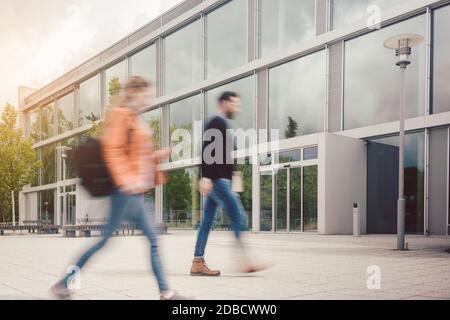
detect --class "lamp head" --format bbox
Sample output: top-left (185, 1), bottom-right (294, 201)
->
top-left (384, 33), bottom-right (424, 68)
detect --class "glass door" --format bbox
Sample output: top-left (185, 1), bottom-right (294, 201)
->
top-left (289, 167), bottom-right (302, 232)
top-left (260, 164), bottom-right (317, 232)
top-left (66, 193), bottom-right (76, 225)
top-left (275, 168), bottom-right (288, 231)
top-left (302, 165), bottom-right (318, 232)
top-left (260, 170), bottom-right (273, 231)
top-left (59, 185), bottom-right (76, 226)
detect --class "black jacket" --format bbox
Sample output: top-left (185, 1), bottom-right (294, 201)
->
top-left (201, 116), bottom-right (234, 181)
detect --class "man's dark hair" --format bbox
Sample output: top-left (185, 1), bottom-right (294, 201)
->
top-left (218, 91), bottom-right (239, 104)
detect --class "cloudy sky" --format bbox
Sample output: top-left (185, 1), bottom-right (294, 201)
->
top-left (0, 0), bottom-right (183, 113)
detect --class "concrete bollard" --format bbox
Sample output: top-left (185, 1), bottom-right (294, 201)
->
top-left (353, 203), bottom-right (360, 237)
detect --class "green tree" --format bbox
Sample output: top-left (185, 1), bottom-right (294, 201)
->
top-left (163, 169), bottom-right (193, 223)
top-left (108, 77), bottom-right (121, 105)
top-left (0, 104), bottom-right (42, 222)
top-left (284, 116), bottom-right (298, 139)
top-left (86, 120), bottom-right (103, 138)
top-left (86, 77), bottom-right (122, 138)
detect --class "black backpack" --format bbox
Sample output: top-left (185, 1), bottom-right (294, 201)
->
top-left (71, 137), bottom-right (115, 197)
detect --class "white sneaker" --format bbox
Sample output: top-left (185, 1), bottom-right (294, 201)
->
top-left (160, 289), bottom-right (191, 300)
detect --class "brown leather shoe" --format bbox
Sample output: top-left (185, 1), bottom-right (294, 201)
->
top-left (241, 262), bottom-right (271, 274)
top-left (190, 258), bottom-right (221, 277)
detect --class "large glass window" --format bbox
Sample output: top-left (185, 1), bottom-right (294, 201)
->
top-left (215, 158), bottom-right (253, 230)
top-left (164, 20), bottom-right (202, 94)
top-left (303, 165), bottom-right (318, 231)
top-left (260, 0), bottom-right (315, 57)
top-left (59, 138), bottom-right (77, 180)
top-left (105, 60), bottom-right (127, 107)
top-left (163, 167), bottom-right (200, 229)
top-left (38, 189), bottom-right (55, 224)
top-left (31, 149), bottom-right (40, 187)
top-left (433, 5), bottom-right (450, 114)
top-left (130, 45), bottom-right (157, 96)
top-left (28, 109), bottom-right (40, 143)
top-left (40, 103), bottom-right (55, 140)
top-left (207, 0), bottom-right (247, 78)
top-left (206, 76), bottom-right (255, 132)
top-left (169, 95), bottom-right (202, 162)
top-left (260, 171), bottom-right (273, 231)
top-left (141, 108), bottom-right (161, 150)
top-left (331, 0), bottom-right (409, 30)
top-left (41, 144), bottom-right (56, 185)
top-left (56, 93), bottom-right (75, 134)
top-left (344, 16), bottom-right (426, 130)
top-left (79, 75), bottom-right (101, 126)
top-left (367, 131), bottom-right (424, 234)
top-left (269, 51), bottom-right (326, 139)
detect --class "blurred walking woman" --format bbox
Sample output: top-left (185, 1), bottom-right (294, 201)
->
top-left (51, 76), bottom-right (186, 300)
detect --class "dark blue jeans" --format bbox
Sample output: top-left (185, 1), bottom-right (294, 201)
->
top-left (194, 179), bottom-right (246, 258)
top-left (63, 190), bottom-right (169, 293)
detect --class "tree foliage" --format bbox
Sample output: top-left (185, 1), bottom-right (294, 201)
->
top-left (284, 116), bottom-right (298, 139)
top-left (0, 104), bottom-right (42, 222)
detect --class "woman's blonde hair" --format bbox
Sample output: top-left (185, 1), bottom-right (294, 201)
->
top-left (111, 76), bottom-right (152, 109)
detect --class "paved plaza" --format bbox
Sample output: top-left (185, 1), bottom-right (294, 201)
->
top-left (0, 230), bottom-right (449, 300)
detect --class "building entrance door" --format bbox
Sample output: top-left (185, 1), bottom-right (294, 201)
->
top-left (260, 165), bottom-right (317, 232)
top-left (59, 185), bottom-right (76, 226)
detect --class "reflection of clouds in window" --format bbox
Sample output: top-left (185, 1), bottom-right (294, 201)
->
top-left (130, 45), bottom-right (157, 95)
top-left (206, 76), bottom-right (255, 131)
top-left (344, 15), bottom-right (426, 130)
top-left (41, 103), bottom-right (55, 139)
top-left (57, 93), bottom-right (75, 134)
top-left (269, 51), bottom-right (326, 138)
top-left (433, 5), bottom-right (450, 114)
top-left (79, 75), bottom-right (100, 126)
top-left (164, 20), bottom-right (202, 94)
top-left (207, 0), bottom-right (247, 78)
top-left (29, 109), bottom-right (40, 142)
top-left (369, 131), bottom-right (424, 173)
top-left (260, 0), bottom-right (315, 57)
top-left (332, 0), bottom-right (409, 29)
top-left (169, 95), bottom-right (202, 161)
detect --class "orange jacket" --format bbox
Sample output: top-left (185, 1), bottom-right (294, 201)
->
top-left (101, 106), bottom-right (165, 191)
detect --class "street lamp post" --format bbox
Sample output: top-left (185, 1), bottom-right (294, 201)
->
top-left (59, 146), bottom-right (72, 226)
top-left (384, 33), bottom-right (424, 251)
top-left (44, 201), bottom-right (49, 225)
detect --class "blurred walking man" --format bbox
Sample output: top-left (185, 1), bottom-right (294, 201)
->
top-left (190, 91), bottom-right (268, 277)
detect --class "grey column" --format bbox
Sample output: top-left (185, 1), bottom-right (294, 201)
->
top-left (327, 41), bottom-right (343, 132)
top-left (248, 0), bottom-right (257, 62)
top-left (428, 127), bottom-right (448, 235)
top-left (315, 0), bottom-right (329, 35)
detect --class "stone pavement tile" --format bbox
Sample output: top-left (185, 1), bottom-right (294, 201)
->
top-left (115, 287), bottom-right (167, 299)
top-left (79, 291), bottom-right (137, 300)
top-left (287, 291), bottom-right (359, 300)
top-left (417, 290), bottom-right (450, 299)
top-left (0, 284), bottom-right (34, 299)
top-left (1, 232), bottom-right (449, 300)
top-left (0, 294), bottom-right (36, 300)
top-left (386, 285), bottom-right (440, 299)
top-left (404, 296), bottom-right (449, 300)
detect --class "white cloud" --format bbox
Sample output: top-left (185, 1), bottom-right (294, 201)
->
top-left (0, 0), bottom-right (184, 113)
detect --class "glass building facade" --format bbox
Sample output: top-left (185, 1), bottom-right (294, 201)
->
top-left (19, 0), bottom-right (450, 236)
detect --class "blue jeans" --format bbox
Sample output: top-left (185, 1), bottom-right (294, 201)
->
top-left (194, 179), bottom-right (246, 258)
top-left (63, 190), bottom-right (169, 293)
